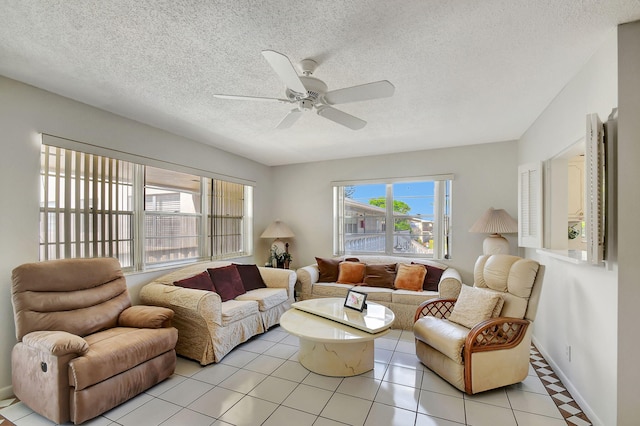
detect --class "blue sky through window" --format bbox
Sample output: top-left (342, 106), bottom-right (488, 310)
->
top-left (349, 182), bottom-right (435, 216)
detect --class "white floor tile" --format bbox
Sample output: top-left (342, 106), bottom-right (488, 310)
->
top-left (415, 412), bottom-right (465, 425)
top-left (383, 364), bottom-right (423, 388)
top-left (361, 361), bottom-right (389, 381)
top-left (218, 395), bottom-right (278, 425)
top-left (256, 328), bottom-right (288, 342)
top-left (417, 390), bottom-right (466, 424)
top-left (0, 402), bottom-right (34, 422)
top-left (261, 405), bottom-right (317, 426)
top-left (313, 417), bottom-right (351, 426)
top-left (188, 387), bottom-right (244, 418)
top-left (374, 381), bottom-right (420, 411)
top-left (263, 342), bottom-right (298, 359)
top-left (191, 363), bottom-right (239, 386)
top-left (242, 354), bottom-right (286, 375)
top-left (145, 374), bottom-right (187, 396)
top-left (364, 402), bottom-right (417, 426)
top-left (389, 351), bottom-right (425, 370)
top-left (375, 337), bottom-right (398, 351)
top-left (157, 378), bottom-right (213, 406)
top-left (239, 338), bottom-right (276, 354)
top-left (301, 372), bottom-right (343, 391)
top-left (282, 384), bottom-right (333, 415)
top-left (506, 389), bottom-right (564, 419)
top-left (248, 376), bottom-right (298, 403)
top-left (463, 388), bottom-right (509, 408)
top-left (512, 410), bottom-right (568, 426)
top-left (271, 359), bottom-right (310, 382)
top-left (218, 369), bottom-right (267, 393)
top-left (336, 376), bottom-right (381, 400)
top-left (13, 412), bottom-right (56, 426)
top-left (421, 369), bottom-right (463, 398)
top-left (394, 340), bottom-right (416, 354)
top-left (175, 356), bottom-right (203, 377)
top-left (218, 348), bottom-right (259, 368)
top-left (160, 408), bottom-right (215, 426)
top-left (464, 400), bottom-right (517, 426)
top-left (506, 374), bottom-right (548, 395)
top-left (374, 347), bottom-right (394, 363)
top-left (117, 398), bottom-right (181, 426)
top-left (320, 393), bottom-right (373, 426)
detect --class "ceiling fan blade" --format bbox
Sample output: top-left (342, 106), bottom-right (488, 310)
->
top-left (213, 94), bottom-right (291, 104)
top-left (323, 80), bottom-right (395, 105)
top-left (262, 50), bottom-right (308, 96)
top-left (317, 106), bottom-right (366, 130)
top-left (276, 109), bottom-right (303, 129)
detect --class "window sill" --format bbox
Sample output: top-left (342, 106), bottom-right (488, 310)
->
top-left (535, 249), bottom-right (588, 265)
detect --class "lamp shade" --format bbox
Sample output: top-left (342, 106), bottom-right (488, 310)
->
top-left (260, 220), bottom-right (295, 239)
top-left (469, 208), bottom-right (518, 234)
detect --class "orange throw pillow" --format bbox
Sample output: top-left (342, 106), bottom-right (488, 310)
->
top-left (394, 263), bottom-right (426, 291)
top-left (337, 261), bottom-right (366, 284)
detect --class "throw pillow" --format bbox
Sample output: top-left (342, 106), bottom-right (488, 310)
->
top-left (316, 257), bottom-right (359, 282)
top-left (174, 271), bottom-right (215, 292)
top-left (208, 265), bottom-right (246, 302)
top-left (447, 285), bottom-right (503, 329)
top-left (337, 261), bottom-right (366, 284)
top-left (362, 264), bottom-right (396, 288)
top-left (234, 264), bottom-right (267, 291)
top-left (394, 263), bottom-right (426, 291)
top-left (412, 262), bottom-right (446, 291)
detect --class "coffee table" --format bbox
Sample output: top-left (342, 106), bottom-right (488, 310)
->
top-left (280, 298), bottom-right (395, 376)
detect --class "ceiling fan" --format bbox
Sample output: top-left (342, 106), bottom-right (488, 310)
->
top-left (214, 50), bottom-right (395, 130)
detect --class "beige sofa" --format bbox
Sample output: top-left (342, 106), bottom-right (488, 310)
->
top-left (140, 261), bottom-right (296, 365)
top-left (296, 255), bottom-right (462, 329)
top-left (11, 258), bottom-right (178, 425)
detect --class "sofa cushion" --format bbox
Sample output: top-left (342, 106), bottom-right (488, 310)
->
top-left (413, 316), bottom-right (469, 364)
top-left (394, 263), bottom-right (426, 291)
top-left (69, 326), bottom-right (178, 391)
top-left (337, 261), bottom-right (365, 284)
top-left (412, 262), bottom-right (446, 291)
top-left (316, 257), bottom-right (359, 282)
top-left (447, 285), bottom-right (502, 329)
top-left (313, 282), bottom-right (352, 298)
top-left (236, 288), bottom-right (288, 311)
top-left (234, 264), bottom-right (267, 291)
top-left (352, 286), bottom-right (393, 302)
top-left (220, 300), bottom-right (259, 325)
top-left (362, 264), bottom-right (396, 288)
top-left (391, 289), bottom-right (439, 306)
top-left (208, 265), bottom-right (246, 302)
top-left (173, 271), bottom-right (214, 292)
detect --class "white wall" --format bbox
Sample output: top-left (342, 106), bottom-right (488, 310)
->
top-left (270, 141), bottom-right (518, 284)
top-left (518, 29), bottom-right (619, 425)
top-left (616, 20), bottom-right (640, 426)
top-left (0, 76), bottom-right (274, 398)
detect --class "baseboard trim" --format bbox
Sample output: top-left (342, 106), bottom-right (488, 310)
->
top-left (532, 336), bottom-right (603, 426)
top-left (0, 384), bottom-right (14, 400)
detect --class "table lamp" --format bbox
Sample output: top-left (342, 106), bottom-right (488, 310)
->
top-left (260, 220), bottom-right (295, 268)
top-left (469, 207), bottom-right (518, 254)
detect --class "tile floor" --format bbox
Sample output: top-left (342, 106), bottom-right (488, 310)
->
top-left (0, 326), bottom-right (588, 426)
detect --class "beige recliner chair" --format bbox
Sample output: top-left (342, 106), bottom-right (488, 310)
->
top-left (413, 254), bottom-right (544, 394)
top-left (11, 258), bottom-right (179, 424)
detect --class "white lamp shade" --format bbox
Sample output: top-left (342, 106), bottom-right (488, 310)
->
top-left (469, 208), bottom-right (518, 234)
top-left (260, 220), bottom-right (295, 239)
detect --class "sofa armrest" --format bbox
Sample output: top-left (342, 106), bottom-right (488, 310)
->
top-left (258, 267), bottom-right (296, 300)
top-left (118, 305), bottom-right (175, 329)
top-left (465, 317), bottom-right (530, 354)
top-left (296, 265), bottom-right (319, 298)
top-left (140, 283), bottom-right (223, 326)
top-left (414, 298), bottom-right (456, 322)
top-left (438, 268), bottom-right (463, 299)
top-left (21, 330), bottom-right (89, 357)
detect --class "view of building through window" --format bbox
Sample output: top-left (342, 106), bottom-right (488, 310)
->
top-left (336, 179), bottom-right (451, 258)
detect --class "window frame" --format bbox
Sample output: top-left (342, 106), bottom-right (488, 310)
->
top-left (332, 175), bottom-right (453, 260)
top-left (39, 134), bottom-right (254, 271)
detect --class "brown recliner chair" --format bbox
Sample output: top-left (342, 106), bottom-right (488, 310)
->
top-left (11, 257), bottom-right (179, 424)
top-left (413, 254), bottom-right (545, 394)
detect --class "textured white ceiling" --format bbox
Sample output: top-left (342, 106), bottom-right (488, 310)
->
top-left (1, 1), bottom-right (639, 166)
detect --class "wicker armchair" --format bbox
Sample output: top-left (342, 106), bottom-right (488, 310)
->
top-left (413, 255), bottom-right (545, 394)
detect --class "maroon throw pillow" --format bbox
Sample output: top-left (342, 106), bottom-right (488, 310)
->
top-left (316, 257), bottom-right (360, 282)
top-left (174, 271), bottom-right (215, 291)
top-left (362, 264), bottom-right (396, 288)
top-left (234, 264), bottom-right (267, 291)
top-left (208, 265), bottom-right (246, 302)
top-left (412, 262), bottom-right (446, 291)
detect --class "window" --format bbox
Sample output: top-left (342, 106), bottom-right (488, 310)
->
top-left (40, 143), bottom-right (253, 270)
top-left (334, 176), bottom-right (452, 259)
